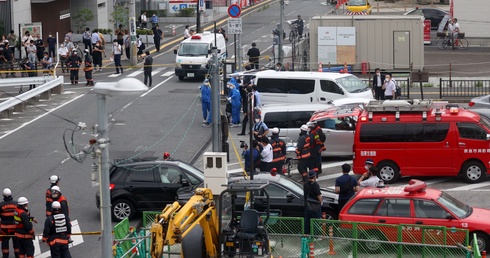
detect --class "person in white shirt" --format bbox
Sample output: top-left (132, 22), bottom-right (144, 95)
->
top-left (58, 44), bottom-right (69, 73)
top-left (91, 29), bottom-right (101, 46)
top-left (258, 137), bottom-right (273, 172)
top-left (358, 166), bottom-right (381, 188)
top-left (383, 73), bottom-right (396, 100)
top-left (140, 12), bottom-right (148, 29)
top-left (183, 25), bottom-right (190, 40)
top-left (449, 18), bottom-right (460, 45)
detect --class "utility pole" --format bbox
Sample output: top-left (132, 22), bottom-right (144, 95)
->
top-left (196, 3), bottom-right (201, 33)
top-left (278, 0), bottom-right (284, 64)
top-left (238, 34), bottom-right (243, 71)
top-left (129, 0), bottom-right (137, 67)
top-left (211, 24), bottom-right (221, 152)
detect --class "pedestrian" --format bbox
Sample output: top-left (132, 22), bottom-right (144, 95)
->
top-left (296, 124), bottom-right (311, 183)
top-left (237, 86), bottom-right (253, 135)
top-left (7, 30), bottom-right (18, 58)
top-left (153, 25), bottom-right (163, 53)
top-left (115, 24), bottom-right (125, 47)
top-left (372, 68), bottom-right (385, 100)
top-left (26, 40), bottom-right (37, 64)
top-left (291, 15), bottom-right (304, 38)
top-left (63, 37), bottom-right (74, 54)
top-left (252, 85), bottom-right (262, 107)
top-left (150, 14), bottom-right (159, 29)
top-left (307, 121), bottom-right (326, 174)
top-left (252, 114), bottom-right (269, 141)
top-left (15, 197), bottom-right (37, 258)
top-left (382, 73), bottom-right (396, 100)
top-left (218, 28), bottom-right (228, 43)
top-left (247, 42), bottom-right (260, 69)
top-left (66, 50), bottom-right (82, 85)
top-left (271, 30), bottom-right (279, 62)
top-left (46, 186), bottom-right (69, 218)
top-left (91, 29), bottom-right (101, 50)
top-left (45, 175), bottom-right (61, 216)
top-left (83, 50), bottom-right (94, 86)
top-left (58, 43), bottom-right (69, 73)
top-left (258, 137), bottom-right (273, 172)
top-left (335, 163), bottom-right (358, 212)
top-left (20, 58), bottom-right (36, 90)
top-left (227, 82), bottom-right (241, 127)
top-left (21, 31), bottom-right (33, 58)
top-left (2, 42), bottom-right (15, 78)
top-left (35, 36), bottom-right (45, 61)
top-left (112, 39), bottom-right (123, 74)
top-left (270, 127), bottom-right (286, 173)
top-left (143, 51), bottom-right (153, 87)
top-left (0, 188), bottom-right (20, 258)
top-left (41, 51), bottom-right (54, 72)
top-left (242, 140), bottom-right (260, 174)
top-left (42, 201), bottom-right (72, 258)
top-left (304, 170), bottom-right (321, 235)
top-left (92, 40), bottom-right (104, 72)
top-left (97, 30), bottom-right (106, 51)
top-left (124, 35), bottom-right (130, 60)
top-left (140, 11), bottom-right (148, 29)
top-left (183, 25), bottom-right (190, 40)
top-left (358, 166), bottom-right (381, 188)
top-left (136, 35), bottom-right (145, 60)
top-left (275, 62), bottom-right (286, 71)
top-left (47, 32), bottom-right (56, 58)
top-left (200, 78), bottom-right (212, 127)
top-left (82, 27), bottom-right (92, 54)
top-left (64, 30), bottom-right (73, 43)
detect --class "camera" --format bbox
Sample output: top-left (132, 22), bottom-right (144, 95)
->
top-left (240, 141), bottom-right (248, 149)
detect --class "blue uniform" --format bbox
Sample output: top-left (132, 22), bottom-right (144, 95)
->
top-left (200, 84), bottom-right (212, 123)
top-left (230, 88), bottom-right (241, 125)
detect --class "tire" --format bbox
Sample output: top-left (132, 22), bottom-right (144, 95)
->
top-left (461, 161), bottom-right (486, 183)
top-left (182, 226), bottom-right (206, 257)
top-left (112, 199), bottom-right (135, 221)
top-left (457, 39), bottom-right (468, 50)
top-left (437, 39), bottom-right (448, 50)
top-left (359, 230), bottom-right (387, 253)
top-left (323, 209), bottom-right (337, 220)
top-left (470, 232), bottom-right (490, 253)
top-left (377, 161), bottom-right (400, 184)
top-left (178, 75), bottom-right (184, 81)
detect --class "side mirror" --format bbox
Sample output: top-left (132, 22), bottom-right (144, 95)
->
top-left (286, 192), bottom-right (294, 202)
top-left (446, 213), bottom-right (454, 220)
top-left (173, 49), bottom-right (177, 54)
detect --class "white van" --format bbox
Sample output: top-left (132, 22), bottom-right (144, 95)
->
top-left (254, 70), bottom-right (373, 105)
top-left (174, 31), bottom-right (227, 80)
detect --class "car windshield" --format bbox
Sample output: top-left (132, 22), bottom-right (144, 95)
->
top-left (479, 116), bottom-right (490, 132)
top-left (335, 75), bottom-right (370, 93)
top-left (348, 0), bottom-right (367, 6)
top-left (178, 43), bottom-right (209, 56)
top-left (177, 162), bottom-right (204, 179)
top-left (276, 176), bottom-right (304, 195)
top-left (437, 192), bottom-right (471, 218)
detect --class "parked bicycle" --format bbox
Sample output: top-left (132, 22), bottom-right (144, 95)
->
top-left (437, 32), bottom-right (468, 50)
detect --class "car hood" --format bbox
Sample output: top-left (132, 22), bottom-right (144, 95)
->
top-left (320, 187), bottom-right (338, 203)
top-left (464, 207), bottom-right (490, 229)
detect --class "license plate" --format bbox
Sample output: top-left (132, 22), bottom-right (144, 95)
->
top-left (187, 73), bottom-right (195, 78)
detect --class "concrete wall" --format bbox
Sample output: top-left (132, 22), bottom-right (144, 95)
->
top-left (11, 0), bottom-right (32, 35)
top-left (309, 15), bottom-right (424, 72)
top-left (454, 0), bottom-right (490, 39)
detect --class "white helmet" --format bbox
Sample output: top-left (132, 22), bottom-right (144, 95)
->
top-left (51, 186), bottom-right (61, 193)
top-left (2, 188), bottom-right (12, 197)
top-left (300, 124), bottom-right (309, 131)
top-left (52, 201), bottom-right (61, 209)
top-left (271, 127), bottom-right (280, 134)
top-left (49, 175), bottom-right (60, 184)
top-left (18, 197), bottom-right (28, 205)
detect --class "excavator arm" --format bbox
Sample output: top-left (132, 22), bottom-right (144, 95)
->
top-left (150, 188), bottom-right (219, 258)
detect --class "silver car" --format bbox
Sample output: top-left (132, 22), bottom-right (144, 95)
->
top-left (469, 94), bottom-right (490, 109)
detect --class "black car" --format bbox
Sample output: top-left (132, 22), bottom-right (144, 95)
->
top-left (178, 173), bottom-right (340, 219)
top-left (95, 158), bottom-right (204, 221)
top-left (403, 7), bottom-right (448, 29)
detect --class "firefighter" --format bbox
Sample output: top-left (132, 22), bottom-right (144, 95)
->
top-left (14, 197), bottom-right (37, 258)
top-left (46, 175), bottom-right (60, 217)
top-left (42, 201), bottom-right (72, 258)
top-left (307, 121), bottom-right (326, 175)
top-left (66, 51), bottom-right (81, 85)
top-left (83, 49), bottom-right (94, 86)
top-left (0, 188), bottom-right (19, 258)
top-left (295, 124), bottom-right (311, 183)
top-left (46, 186), bottom-right (69, 218)
top-left (269, 127), bottom-right (286, 174)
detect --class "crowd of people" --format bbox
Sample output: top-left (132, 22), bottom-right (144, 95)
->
top-left (0, 175), bottom-right (72, 258)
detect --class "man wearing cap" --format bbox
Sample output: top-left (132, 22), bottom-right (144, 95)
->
top-left (252, 114), bottom-right (269, 141)
top-left (358, 166), bottom-right (381, 188)
top-left (270, 127), bottom-right (286, 173)
top-left (335, 164), bottom-right (358, 212)
top-left (296, 124), bottom-right (310, 182)
top-left (307, 121), bottom-right (326, 174)
top-left (247, 42), bottom-right (260, 69)
top-left (0, 188), bottom-right (19, 258)
top-left (200, 78), bottom-right (212, 127)
top-left (304, 170), bottom-right (321, 234)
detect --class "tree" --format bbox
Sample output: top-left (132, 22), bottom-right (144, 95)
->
top-left (111, 5), bottom-right (129, 30)
top-left (73, 8), bottom-right (95, 33)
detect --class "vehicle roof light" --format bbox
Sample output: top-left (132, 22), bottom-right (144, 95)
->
top-left (449, 107), bottom-right (459, 114)
top-left (360, 116), bottom-right (367, 122)
top-left (395, 111), bottom-right (400, 122)
top-left (191, 35), bottom-right (201, 40)
top-left (368, 112), bottom-right (373, 122)
top-left (404, 179), bottom-right (426, 193)
top-left (422, 111), bottom-right (427, 121)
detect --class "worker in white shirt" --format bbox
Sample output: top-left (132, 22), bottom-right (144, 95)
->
top-left (257, 137), bottom-right (273, 172)
top-left (140, 12), bottom-right (148, 29)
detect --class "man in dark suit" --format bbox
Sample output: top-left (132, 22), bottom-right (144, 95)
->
top-left (143, 51), bottom-right (153, 87)
top-left (372, 68), bottom-right (385, 100)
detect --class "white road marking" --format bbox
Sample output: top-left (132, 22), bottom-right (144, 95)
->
top-left (127, 69), bottom-right (143, 77)
top-left (151, 67), bottom-right (165, 76)
top-left (108, 73), bottom-right (122, 77)
top-left (443, 181), bottom-right (490, 191)
top-left (140, 76), bottom-right (174, 97)
top-left (161, 71), bottom-right (174, 77)
top-left (34, 220), bottom-right (84, 257)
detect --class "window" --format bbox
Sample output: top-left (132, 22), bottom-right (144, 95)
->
top-left (335, 75), bottom-right (369, 93)
top-left (414, 199), bottom-right (447, 219)
top-left (437, 192), bottom-right (470, 218)
top-left (360, 123), bottom-right (405, 142)
top-left (178, 43), bottom-right (209, 56)
top-left (375, 199), bottom-right (411, 217)
top-left (264, 184), bottom-right (289, 198)
top-left (127, 169), bottom-right (155, 183)
top-left (289, 111), bottom-right (315, 128)
top-left (457, 123), bottom-right (488, 140)
top-left (320, 80), bottom-right (344, 95)
top-left (263, 112), bottom-right (288, 129)
top-left (159, 166), bottom-right (182, 184)
top-left (360, 123), bottom-right (450, 142)
top-left (348, 198), bottom-right (381, 215)
top-left (288, 79), bottom-right (314, 94)
top-left (257, 78), bottom-right (287, 93)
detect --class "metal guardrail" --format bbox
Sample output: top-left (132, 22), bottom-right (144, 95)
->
top-left (0, 76), bottom-right (64, 116)
top-left (439, 79), bottom-right (490, 98)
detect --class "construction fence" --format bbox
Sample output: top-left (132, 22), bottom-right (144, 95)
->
top-left (112, 211), bottom-right (475, 258)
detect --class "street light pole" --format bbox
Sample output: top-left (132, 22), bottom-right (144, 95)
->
top-left (97, 94), bottom-right (112, 258)
top-left (129, 0), bottom-right (137, 67)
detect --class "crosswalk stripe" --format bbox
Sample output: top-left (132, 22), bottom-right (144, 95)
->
top-left (161, 71), bottom-right (173, 77)
top-left (128, 69), bottom-right (143, 77)
top-left (151, 67), bottom-right (165, 76)
top-left (108, 73), bottom-right (122, 77)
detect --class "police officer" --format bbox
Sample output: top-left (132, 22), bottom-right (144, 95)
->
top-left (46, 186), bottom-right (69, 218)
top-left (270, 127), bottom-right (286, 174)
top-left (46, 175), bottom-right (60, 216)
top-left (0, 188), bottom-right (19, 258)
top-left (66, 51), bottom-right (82, 85)
top-left (42, 201), bottom-right (72, 258)
top-left (295, 124), bottom-right (311, 183)
top-left (14, 197), bottom-right (36, 258)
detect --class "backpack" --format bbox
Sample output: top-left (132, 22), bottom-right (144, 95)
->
top-left (139, 39), bottom-right (145, 50)
top-left (392, 79), bottom-right (402, 98)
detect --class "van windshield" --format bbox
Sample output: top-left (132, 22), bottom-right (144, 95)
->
top-left (335, 75), bottom-right (370, 93)
top-left (178, 43), bottom-right (209, 56)
top-left (480, 117), bottom-right (490, 131)
top-left (348, 0), bottom-right (367, 6)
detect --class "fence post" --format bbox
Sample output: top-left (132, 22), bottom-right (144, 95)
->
top-left (327, 225), bottom-right (336, 255)
top-left (352, 222), bottom-right (358, 258)
top-left (439, 78), bottom-right (443, 99)
top-left (309, 242), bottom-right (315, 258)
top-left (397, 225), bottom-right (403, 258)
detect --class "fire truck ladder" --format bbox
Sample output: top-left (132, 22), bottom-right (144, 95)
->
top-left (365, 99), bottom-right (436, 122)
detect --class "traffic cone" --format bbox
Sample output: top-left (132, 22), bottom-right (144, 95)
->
top-left (343, 62), bottom-right (348, 73)
top-left (309, 242), bottom-right (315, 258)
top-left (172, 26), bottom-right (176, 36)
top-left (318, 62), bottom-right (323, 72)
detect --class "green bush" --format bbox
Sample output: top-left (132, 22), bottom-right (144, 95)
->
top-left (176, 8), bottom-right (195, 17)
top-left (98, 28), bottom-right (113, 34)
top-left (475, 81), bottom-right (484, 87)
top-left (136, 29), bottom-right (153, 35)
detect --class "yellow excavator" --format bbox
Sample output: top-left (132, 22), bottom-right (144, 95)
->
top-left (149, 179), bottom-right (272, 258)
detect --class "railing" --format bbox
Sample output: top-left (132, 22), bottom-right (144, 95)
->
top-left (439, 79), bottom-right (490, 98)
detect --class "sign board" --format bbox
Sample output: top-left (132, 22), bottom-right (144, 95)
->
top-left (228, 4), bottom-right (241, 18)
top-left (228, 18), bottom-right (242, 34)
top-left (423, 20), bottom-right (431, 45)
top-left (318, 27), bottom-right (356, 64)
top-left (199, 0), bottom-right (205, 11)
top-left (438, 14), bottom-right (451, 32)
top-left (168, 1), bottom-right (198, 14)
top-left (20, 22), bottom-right (43, 41)
top-left (59, 13), bottom-right (70, 20)
top-left (129, 17), bottom-right (137, 42)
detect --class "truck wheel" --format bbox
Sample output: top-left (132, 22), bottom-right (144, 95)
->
top-left (461, 161), bottom-right (486, 183)
top-left (178, 75), bottom-right (184, 80)
top-left (377, 161), bottom-right (400, 184)
top-left (182, 226), bottom-right (206, 257)
top-left (112, 199), bottom-right (135, 221)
